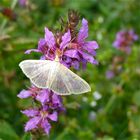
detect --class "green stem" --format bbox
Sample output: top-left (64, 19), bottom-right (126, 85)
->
top-left (104, 94), bottom-right (116, 114)
top-left (11, 0), bottom-right (18, 9)
top-left (30, 133), bottom-right (38, 140)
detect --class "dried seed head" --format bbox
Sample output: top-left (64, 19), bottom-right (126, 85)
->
top-left (68, 10), bottom-right (80, 39)
top-left (68, 9), bottom-right (80, 28)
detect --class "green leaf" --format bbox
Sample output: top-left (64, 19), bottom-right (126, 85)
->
top-left (0, 121), bottom-right (19, 140)
top-left (22, 133), bottom-right (31, 140)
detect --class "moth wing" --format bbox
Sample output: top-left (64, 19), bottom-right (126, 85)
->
top-left (19, 60), bottom-right (91, 95)
top-left (50, 63), bottom-right (91, 95)
top-left (19, 60), bottom-right (57, 88)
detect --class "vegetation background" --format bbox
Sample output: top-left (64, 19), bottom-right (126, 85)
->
top-left (0, 0), bottom-right (140, 139)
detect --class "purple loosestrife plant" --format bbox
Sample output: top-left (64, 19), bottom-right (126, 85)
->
top-left (18, 11), bottom-right (99, 136)
top-left (25, 19), bottom-right (99, 69)
top-left (113, 29), bottom-right (138, 54)
top-left (18, 87), bottom-right (65, 135)
top-left (106, 29), bottom-right (138, 79)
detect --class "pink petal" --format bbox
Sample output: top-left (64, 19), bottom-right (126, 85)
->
top-left (36, 90), bottom-right (50, 104)
top-left (64, 49), bottom-right (80, 60)
top-left (25, 117), bottom-right (40, 132)
top-left (21, 109), bottom-right (39, 117)
top-left (52, 93), bottom-right (65, 110)
top-left (48, 111), bottom-right (58, 121)
top-left (77, 18), bottom-right (88, 44)
top-left (83, 41), bottom-right (98, 56)
top-left (19, 0), bottom-right (27, 7)
top-left (81, 59), bottom-right (87, 69)
top-left (72, 60), bottom-right (80, 70)
top-left (38, 38), bottom-right (48, 54)
top-left (79, 50), bottom-right (98, 64)
top-left (17, 90), bottom-right (31, 98)
top-left (52, 94), bottom-right (61, 105)
top-left (41, 120), bottom-right (51, 135)
top-left (113, 41), bottom-right (120, 48)
top-left (84, 41), bottom-right (99, 49)
top-left (45, 27), bottom-right (55, 48)
top-left (60, 30), bottom-right (71, 50)
top-left (106, 70), bottom-right (114, 79)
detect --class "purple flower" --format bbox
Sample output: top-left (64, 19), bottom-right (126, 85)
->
top-left (19, 0), bottom-right (28, 7)
top-left (36, 89), bottom-right (65, 111)
top-left (25, 27), bottom-right (56, 60)
top-left (113, 29), bottom-right (138, 54)
top-left (18, 87), bottom-right (64, 111)
top-left (25, 117), bottom-right (40, 131)
top-left (36, 89), bottom-right (50, 105)
top-left (17, 86), bottom-right (40, 99)
top-left (25, 18), bottom-right (99, 69)
top-left (51, 93), bottom-right (65, 111)
top-left (18, 87), bottom-right (65, 135)
top-left (17, 89), bottom-right (32, 98)
top-left (63, 18), bottom-right (99, 69)
top-left (21, 109), bottom-right (39, 117)
top-left (60, 30), bottom-right (71, 50)
top-left (22, 107), bottom-right (58, 134)
top-left (18, 88), bottom-right (65, 135)
top-left (106, 70), bottom-right (115, 79)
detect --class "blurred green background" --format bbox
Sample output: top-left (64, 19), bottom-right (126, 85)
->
top-left (0, 0), bottom-right (140, 139)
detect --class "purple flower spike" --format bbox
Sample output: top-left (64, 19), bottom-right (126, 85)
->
top-left (19, 87), bottom-right (65, 135)
top-left (19, 15), bottom-right (99, 135)
top-left (22, 104), bottom-right (59, 134)
top-left (63, 18), bottom-right (99, 69)
top-left (24, 18), bottom-right (99, 69)
top-left (113, 29), bottom-right (138, 54)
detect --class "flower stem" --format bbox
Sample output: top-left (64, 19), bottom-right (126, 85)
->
top-left (30, 134), bottom-right (37, 140)
top-left (104, 94), bottom-right (116, 114)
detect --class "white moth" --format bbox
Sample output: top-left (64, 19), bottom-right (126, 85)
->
top-left (19, 59), bottom-right (91, 95)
